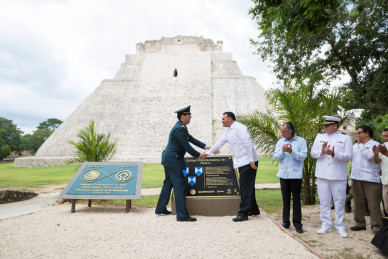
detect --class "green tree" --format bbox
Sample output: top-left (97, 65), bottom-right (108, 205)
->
top-left (37, 118), bottom-right (63, 131)
top-left (21, 129), bottom-right (53, 154)
top-left (356, 113), bottom-right (388, 143)
top-left (68, 120), bottom-right (116, 163)
top-left (249, 0), bottom-right (388, 114)
top-left (0, 117), bottom-right (23, 154)
top-left (238, 79), bottom-right (353, 205)
top-left (0, 129), bottom-right (12, 160)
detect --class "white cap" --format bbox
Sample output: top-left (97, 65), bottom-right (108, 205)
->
top-left (322, 115), bottom-right (340, 125)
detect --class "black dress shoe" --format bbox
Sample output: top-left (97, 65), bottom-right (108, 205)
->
top-left (350, 226), bottom-right (366, 231)
top-left (232, 216), bottom-right (248, 222)
top-left (295, 226), bottom-right (304, 233)
top-left (155, 209), bottom-right (172, 215)
top-left (248, 210), bottom-right (260, 216)
top-left (177, 217), bottom-right (197, 222)
top-left (281, 222), bottom-right (290, 229)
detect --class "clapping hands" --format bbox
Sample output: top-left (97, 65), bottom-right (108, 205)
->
top-left (282, 143), bottom-right (292, 153)
top-left (373, 144), bottom-right (388, 157)
top-left (321, 141), bottom-right (334, 156)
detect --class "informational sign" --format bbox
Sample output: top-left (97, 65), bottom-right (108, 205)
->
top-left (59, 162), bottom-right (143, 200)
top-left (183, 156), bottom-right (239, 197)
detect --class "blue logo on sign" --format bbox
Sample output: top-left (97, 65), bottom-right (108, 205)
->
top-left (188, 176), bottom-right (196, 186)
top-left (195, 167), bottom-right (203, 177)
top-left (183, 167), bottom-right (189, 177)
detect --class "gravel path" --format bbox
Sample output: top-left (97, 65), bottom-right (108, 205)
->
top-left (0, 204), bottom-right (318, 258)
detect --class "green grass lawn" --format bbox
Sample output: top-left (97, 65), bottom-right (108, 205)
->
top-left (0, 157), bottom-right (279, 190)
top-left (0, 162), bottom-right (80, 190)
top-left (0, 162), bottom-right (167, 190)
top-left (257, 156), bottom-right (279, 183)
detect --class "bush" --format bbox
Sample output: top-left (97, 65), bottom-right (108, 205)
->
top-left (68, 120), bottom-right (116, 163)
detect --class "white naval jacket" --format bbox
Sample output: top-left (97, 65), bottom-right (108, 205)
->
top-left (311, 131), bottom-right (353, 180)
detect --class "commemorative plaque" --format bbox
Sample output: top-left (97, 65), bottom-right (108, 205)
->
top-left (59, 162), bottom-right (143, 213)
top-left (172, 156), bottom-right (241, 216)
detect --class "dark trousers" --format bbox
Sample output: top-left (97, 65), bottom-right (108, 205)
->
top-left (237, 161), bottom-right (259, 216)
top-left (280, 178), bottom-right (302, 228)
top-left (155, 165), bottom-right (190, 220)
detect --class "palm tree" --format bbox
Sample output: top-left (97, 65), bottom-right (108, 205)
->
top-left (68, 120), bottom-right (116, 163)
top-left (239, 79), bottom-right (353, 205)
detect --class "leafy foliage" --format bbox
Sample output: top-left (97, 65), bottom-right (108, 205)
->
top-left (37, 118), bottom-right (63, 131)
top-left (238, 79), bottom-right (353, 204)
top-left (20, 129), bottom-right (53, 154)
top-left (249, 0), bottom-right (388, 114)
top-left (68, 121), bottom-right (116, 163)
top-left (0, 117), bottom-right (23, 157)
top-left (356, 113), bottom-right (388, 143)
top-left (0, 130), bottom-right (11, 160)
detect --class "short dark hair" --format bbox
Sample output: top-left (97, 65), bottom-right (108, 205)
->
top-left (177, 113), bottom-right (184, 120)
top-left (383, 128), bottom-right (388, 132)
top-left (282, 122), bottom-right (295, 135)
top-left (223, 112), bottom-right (236, 121)
top-left (358, 125), bottom-right (374, 138)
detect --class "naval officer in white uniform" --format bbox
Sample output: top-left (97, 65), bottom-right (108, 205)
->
top-left (311, 116), bottom-right (353, 238)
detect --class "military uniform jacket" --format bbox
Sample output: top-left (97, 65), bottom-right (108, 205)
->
top-left (311, 131), bottom-right (353, 180)
top-left (162, 120), bottom-right (206, 170)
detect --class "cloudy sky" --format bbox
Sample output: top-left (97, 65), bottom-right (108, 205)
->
top-left (0, 0), bottom-right (278, 134)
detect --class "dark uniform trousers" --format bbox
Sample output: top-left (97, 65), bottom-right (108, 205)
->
top-left (156, 165), bottom-right (190, 220)
top-left (238, 161), bottom-right (260, 216)
top-left (280, 178), bottom-right (302, 228)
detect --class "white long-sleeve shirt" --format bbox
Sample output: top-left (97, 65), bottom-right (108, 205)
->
top-left (206, 121), bottom-right (258, 169)
top-left (380, 142), bottom-right (388, 185)
top-left (350, 139), bottom-right (381, 183)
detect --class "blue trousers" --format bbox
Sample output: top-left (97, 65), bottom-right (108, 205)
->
top-left (155, 165), bottom-right (190, 220)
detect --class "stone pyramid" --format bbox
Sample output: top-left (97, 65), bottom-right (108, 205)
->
top-left (15, 36), bottom-right (268, 167)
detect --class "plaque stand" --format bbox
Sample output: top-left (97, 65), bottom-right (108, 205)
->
top-left (69, 199), bottom-right (132, 213)
top-left (173, 156), bottom-right (241, 216)
top-left (171, 196), bottom-right (240, 216)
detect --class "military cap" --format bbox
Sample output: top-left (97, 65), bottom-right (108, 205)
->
top-left (175, 105), bottom-right (191, 115)
top-left (322, 115), bottom-right (341, 125)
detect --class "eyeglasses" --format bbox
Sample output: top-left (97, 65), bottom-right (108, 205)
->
top-left (356, 131), bottom-right (364, 135)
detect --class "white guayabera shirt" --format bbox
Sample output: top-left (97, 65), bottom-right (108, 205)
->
top-left (380, 142), bottom-right (388, 185)
top-left (206, 121), bottom-right (258, 169)
top-left (350, 139), bottom-right (381, 183)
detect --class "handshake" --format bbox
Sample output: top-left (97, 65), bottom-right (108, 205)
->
top-left (199, 145), bottom-right (220, 159)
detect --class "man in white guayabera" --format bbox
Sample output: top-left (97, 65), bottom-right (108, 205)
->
top-left (201, 112), bottom-right (259, 222)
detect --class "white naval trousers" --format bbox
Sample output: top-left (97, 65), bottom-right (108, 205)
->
top-left (317, 178), bottom-right (347, 231)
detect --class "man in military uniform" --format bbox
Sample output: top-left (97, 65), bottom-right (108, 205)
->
top-left (155, 105), bottom-right (210, 222)
top-left (311, 116), bottom-right (353, 238)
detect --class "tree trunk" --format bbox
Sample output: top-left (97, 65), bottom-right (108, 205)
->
top-left (301, 158), bottom-right (317, 205)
